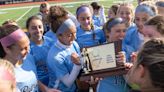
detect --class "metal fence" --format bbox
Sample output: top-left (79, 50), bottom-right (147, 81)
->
top-left (0, 0), bottom-right (47, 5)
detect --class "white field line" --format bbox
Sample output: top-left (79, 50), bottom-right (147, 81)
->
top-left (1, 0), bottom-right (110, 23)
top-left (16, 7), bottom-right (33, 22)
top-left (0, 0), bottom-right (109, 11)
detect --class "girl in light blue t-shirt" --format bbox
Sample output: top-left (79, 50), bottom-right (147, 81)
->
top-left (75, 5), bottom-right (106, 49)
top-left (47, 6), bottom-right (82, 92)
top-left (26, 16), bottom-right (54, 86)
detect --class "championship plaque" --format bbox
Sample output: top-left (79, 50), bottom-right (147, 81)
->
top-left (79, 40), bottom-right (128, 81)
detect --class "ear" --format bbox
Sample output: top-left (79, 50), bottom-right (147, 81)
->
top-left (138, 64), bottom-right (145, 78)
top-left (56, 34), bottom-right (62, 38)
top-left (3, 47), bottom-right (10, 54)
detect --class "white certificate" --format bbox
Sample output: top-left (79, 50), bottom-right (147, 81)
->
top-left (85, 43), bottom-right (116, 71)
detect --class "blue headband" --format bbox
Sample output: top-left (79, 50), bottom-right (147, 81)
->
top-left (135, 5), bottom-right (155, 16)
top-left (56, 19), bottom-right (75, 35)
top-left (76, 6), bottom-right (91, 16)
top-left (156, 1), bottom-right (164, 7)
top-left (107, 18), bottom-right (123, 31)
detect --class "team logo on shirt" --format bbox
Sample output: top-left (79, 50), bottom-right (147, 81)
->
top-left (19, 83), bottom-right (38, 92)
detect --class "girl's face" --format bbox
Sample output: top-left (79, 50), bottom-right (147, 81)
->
top-left (6, 35), bottom-right (30, 62)
top-left (28, 19), bottom-right (44, 41)
top-left (127, 59), bottom-right (153, 90)
top-left (77, 10), bottom-right (92, 30)
top-left (41, 7), bottom-right (49, 15)
top-left (108, 9), bottom-right (115, 19)
top-left (142, 25), bottom-right (162, 38)
top-left (93, 9), bottom-right (100, 15)
top-left (117, 6), bottom-right (133, 26)
top-left (135, 12), bottom-right (151, 33)
top-left (126, 61), bottom-right (141, 87)
top-left (108, 23), bottom-right (126, 42)
top-left (58, 26), bottom-right (76, 46)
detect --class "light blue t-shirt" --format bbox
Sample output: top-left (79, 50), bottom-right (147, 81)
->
top-left (44, 30), bottom-right (57, 43)
top-left (97, 42), bottom-right (129, 92)
top-left (30, 36), bottom-right (53, 86)
top-left (97, 24), bottom-right (137, 92)
top-left (122, 26), bottom-right (144, 61)
top-left (47, 40), bottom-right (81, 92)
top-left (97, 75), bottom-right (128, 92)
top-left (92, 15), bottom-right (102, 27)
top-left (15, 54), bottom-right (38, 92)
top-left (76, 26), bottom-right (106, 48)
top-left (96, 23), bottom-right (135, 92)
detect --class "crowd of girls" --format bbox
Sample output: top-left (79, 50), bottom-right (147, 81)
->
top-left (0, 0), bottom-right (164, 92)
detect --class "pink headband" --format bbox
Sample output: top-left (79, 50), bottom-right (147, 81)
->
top-left (0, 29), bottom-right (26, 48)
top-left (0, 67), bottom-right (15, 81)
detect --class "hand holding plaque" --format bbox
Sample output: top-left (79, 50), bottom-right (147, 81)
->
top-left (83, 42), bottom-right (116, 71)
top-left (79, 40), bottom-right (128, 81)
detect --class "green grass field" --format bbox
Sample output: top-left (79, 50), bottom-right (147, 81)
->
top-left (0, 0), bottom-right (137, 28)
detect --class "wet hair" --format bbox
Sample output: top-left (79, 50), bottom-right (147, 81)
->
top-left (39, 2), bottom-right (50, 13)
top-left (26, 15), bottom-right (43, 29)
top-left (48, 5), bottom-right (69, 33)
top-left (145, 15), bottom-right (164, 35)
top-left (90, 2), bottom-right (101, 10)
top-left (0, 25), bottom-right (20, 58)
top-left (136, 38), bottom-right (164, 89)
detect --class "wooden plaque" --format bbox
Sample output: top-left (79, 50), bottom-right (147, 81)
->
top-left (86, 42), bottom-right (116, 71)
top-left (79, 40), bottom-right (127, 81)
